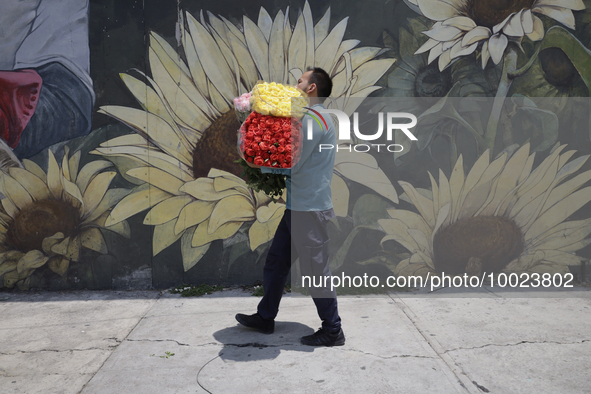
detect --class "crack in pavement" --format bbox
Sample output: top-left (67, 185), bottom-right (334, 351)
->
top-left (79, 292), bottom-right (163, 393)
top-left (0, 346), bottom-right (117, 355)
top-left (445, 339), bottom-right (591, 353)
top-left (0, 372), bottom-right (95, 378)
top-left (333, 347), bottom-right (438, 360)
top-left (125, 338), bottom-right (192, 347)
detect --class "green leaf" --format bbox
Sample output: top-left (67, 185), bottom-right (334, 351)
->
top-left (538, 26), bottom-right (591, 139)
top-left (511, 95), bottom-right (559, 152)
top-left (352, 194), bottom-right (391, 228)
top-left (330, 225), bottom-right (379, 271)
top-left (540, 26), bottom-right (591, 92)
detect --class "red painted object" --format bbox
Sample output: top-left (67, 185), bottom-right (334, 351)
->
top-left (0, 70), bottom-right (42, 148)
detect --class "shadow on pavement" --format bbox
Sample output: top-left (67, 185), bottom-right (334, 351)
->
top-left (213, 321), bottom-right (317, 361)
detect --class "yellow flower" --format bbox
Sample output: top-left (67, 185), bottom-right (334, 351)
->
top-left (380, 143), bottom-right (591, 278)
top-left (251, 82), bottom-right (308, 117)
top-left (0, 149), bottom-right (129, 289)
top-left (408, 0), bottom-right (585, 70)
top-left (94, 3), bottom-right (396, 270)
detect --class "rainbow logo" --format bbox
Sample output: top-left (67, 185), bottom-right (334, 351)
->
top-left (303, 107), bottom-right (328, 131)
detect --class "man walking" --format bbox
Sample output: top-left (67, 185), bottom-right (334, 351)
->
top-left (236, 67), bottom-right (344, 346)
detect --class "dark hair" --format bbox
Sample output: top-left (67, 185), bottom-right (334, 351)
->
top-left (307, 67), bottom-right (332, 97)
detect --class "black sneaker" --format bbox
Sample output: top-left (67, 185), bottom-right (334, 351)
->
top-left (300, 328), bottom-right (345, 346)
top-left (235, 313), bottom-right (274, 334)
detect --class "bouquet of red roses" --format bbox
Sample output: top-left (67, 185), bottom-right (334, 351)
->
top-left (238, 112), bottom-right (302, 169)
top-left (235, 81), bottom-right (307, 201)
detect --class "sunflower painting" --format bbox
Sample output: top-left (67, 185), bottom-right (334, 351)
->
top-left (380, 143), bottom-right (591, 278)
top-left (0, 149), bottom-right (129, 289)
top-left (93, 3), bottom-right (396, 271)
top-left (3, 0), bottom-right (591, 290)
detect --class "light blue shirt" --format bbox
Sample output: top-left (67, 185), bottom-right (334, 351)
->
top-left (261, 103), bottom-right (336, 211)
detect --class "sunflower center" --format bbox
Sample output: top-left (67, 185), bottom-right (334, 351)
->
top-left (192, 110), bottom-right (245, 179)
top-left (432, 216), bottom-right (523, 274)
top-left (539, 48), bottom-right (577, 88)
top-left (466, 0), bottom-right (536, 29)
top-left (7, 199), bottom-right (80, 252)
top-left (414, 63), bottom-right (452, 97)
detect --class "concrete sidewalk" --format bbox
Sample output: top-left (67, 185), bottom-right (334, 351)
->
top-left (0, 287), bottom-right (590, 394)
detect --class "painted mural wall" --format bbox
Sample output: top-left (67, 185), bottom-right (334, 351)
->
top-left (1, 0), bottom-right (591, 290)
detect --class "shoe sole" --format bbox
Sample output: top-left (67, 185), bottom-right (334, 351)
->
top-left (300, 339), bottom-right (345, 346)
top-left (235, 315), bottom-right (274, 334)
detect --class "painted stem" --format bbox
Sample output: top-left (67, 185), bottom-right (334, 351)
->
top-left (483, 45), bottom-right (518, 157)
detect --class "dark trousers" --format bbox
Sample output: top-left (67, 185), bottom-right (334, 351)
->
top-left (257, 208), bottom-right (341, 332)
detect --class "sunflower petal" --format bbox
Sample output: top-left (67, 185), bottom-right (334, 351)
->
top-left (2, 174), bottom-right (33, 210)
top-left (83, 172), bottom-right (117, 217)
top-left (536, 0), bottom-right (585, 10)
top-left (208, 195), bottom-right (255, 233)
top-left (126, 167), bottom-right (184, 196)
top-left (61, 151), bottom-right (71, 182)
top-left (480, 144), bottom-right (530, 215)
top-left (224, 24), bottom-right (259, 89)
top-left (481, 40), bottom-right (490, 69)
top-left (379, 219), bottom-right (420, 252)
top-left (448, 155), bottom-right (465, 221)
top-left (150, 31), bottom-right (191, 76)
top-left (175, 200), bottom-right (216, 235)
top-left (181, 230), bottom-right (211, 271)
top-left (269, 10), bottom-right (285, 83)
top-left (314, 7), bottom-right (331, 47)
top-left (287, 12), bottom-right (307, 80)
top-left (416, 38), bottom-right (440, 54)
top-left (81, 227), bottom-right (108, 254)
top-left (153, 219), bottom-right (183, 256)
top-left (244, 16), bottom-right (270, 82)
top-left (98, 106), bottom-right (191, 166)
top-left (192, 219), bottom-right (242, 247)
top-left (22, 159), bottom-right (47, 182)
top-left (351, 59), bottom-right (395, 93)
top-left (47, 257), bottom-right (69, 277)
top-left (144, 195), bottom-right (194, 226)
top-left (106, 184), bottom-right (172, 226)
top-left (526, 187), bottom-right (591, 241)
top-left (533, 5), bottom-right (575, 29)
top-left (66, 236), bottom-right (81, 262)
top-left (488, 34), bottom-right (508, 65)
top-left (303, 1), bottom-right (315, 70)
top-left (541, 169), bottom-right (591, 215)
top-left (416, 0), bottom-right (462, 21)
top-left (257, 7), bottom-right (273, 40)
top-left (63, 178), bottom-right (84, 208)
top-left (527, 15), bottom-right (545, 41)
top-left (75, 160), bottom-right (114, 195)
top-left (65, 151), bottom-right (81, 184)
top-left (180, 178), bottom-right (244, 201)
top-left (502, 11), bottom-right (525, 37)
top-left (86, 188), bottom-right (132, 223)
top-left (47, 150), bottom-right (63, 199)
top-left (41, 232), bottom-right (64, 255)
top-left (0, 260), bottom-right (18, 278)
top-left (521, 9), bottom-right (535, 34)
top-left (51, 236), bottom-right (71, 256)
top-left (249, 206), bottom-right (284, 250)
top-left (16, 250), bottom-right (48, 273)
top-left (462, 26), bottom-right (491, 46)
top-left (185, 18), bottom-right (237, 100)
